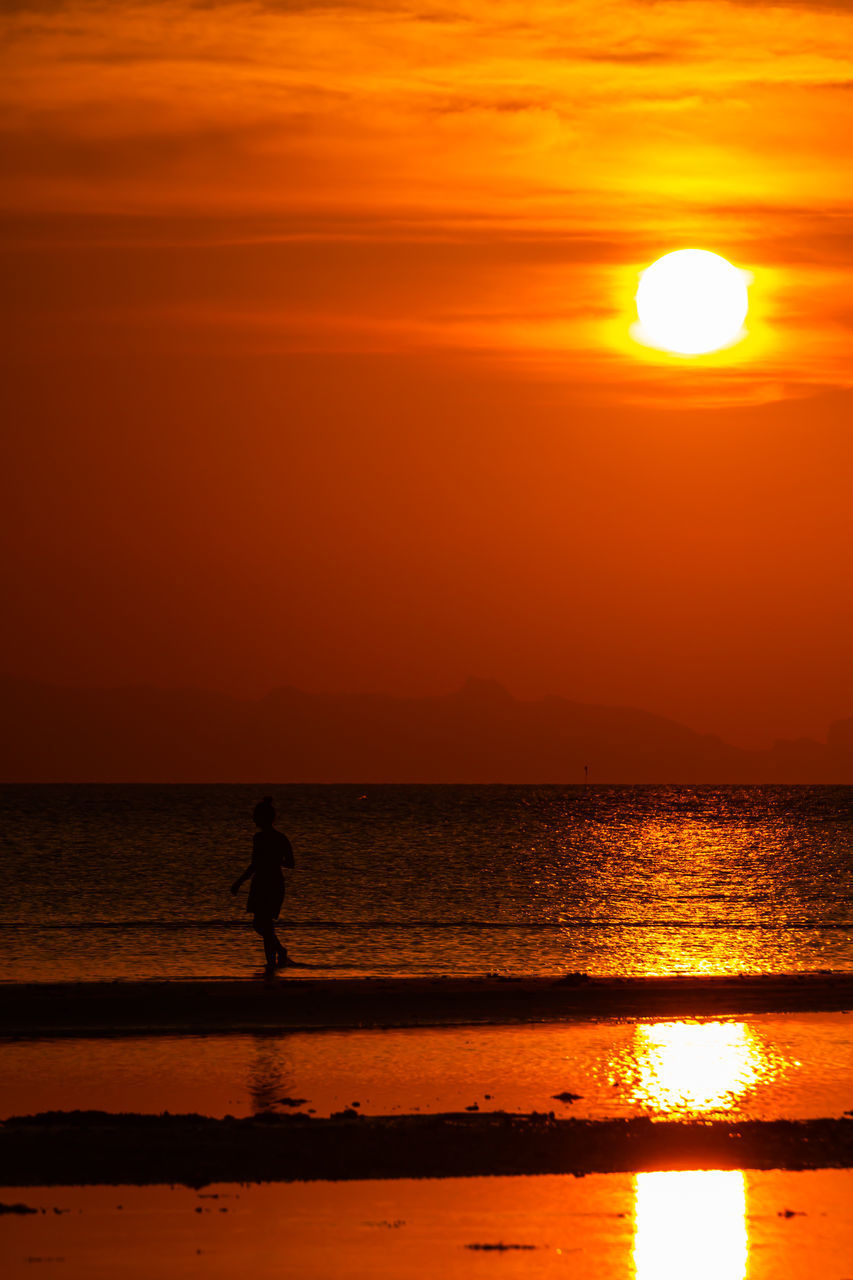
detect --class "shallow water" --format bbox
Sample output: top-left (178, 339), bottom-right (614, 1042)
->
top-left (5, 1013), bottom-right (853, 1122)
top-left (2, 784), bottom-right (853, 981)
top-left (3, 1171), bottom-right (853, 1280)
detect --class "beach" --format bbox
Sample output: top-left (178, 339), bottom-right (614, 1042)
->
top-left (4, 788), bottom-right (853, 1274)
top-left (4, 979), bottom-right (853, 1279)
top-left (5, 1171), bottom-right (853, 1280)
top-left (4, 972), bottom-right (853, 1037)
top-left (3, 973), bottom-right (853, 1187)
top-left (5, 1109), bottom-right (853, 1186)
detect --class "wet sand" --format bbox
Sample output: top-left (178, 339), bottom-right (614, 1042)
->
top-left (5, 975), bottom-right (853, 1195)
top-left (3, 1109), bottom-right (853, 1186)
top-left (3, 973), bottom-right (852, 1037)
top-left (4, 1171), bottom-right (853, 1280)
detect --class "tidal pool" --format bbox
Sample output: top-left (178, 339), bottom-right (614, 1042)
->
top-left (3, 1012), bottom-right (853, 1122)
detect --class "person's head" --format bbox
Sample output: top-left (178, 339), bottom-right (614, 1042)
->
top-left (253, 796), bottom-right (276, 829)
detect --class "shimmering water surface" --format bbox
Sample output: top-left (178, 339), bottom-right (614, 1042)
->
top-left (2, 784), bottom-right (852, 981)
top-left (4, 1171), bottom-right (853, 1280)
top-left (4, 1014), bottom-right (853, 1121)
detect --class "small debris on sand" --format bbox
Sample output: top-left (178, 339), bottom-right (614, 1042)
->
top-left (465, 1243), bottom-right (537, 1251)
top-left (277, 1098), bottom-right (308, 1108)
top-left (5, 1111), bottom-right (853, 1186)
top-left (778, 1209), bottom-right (806, 1218)
top-left (465, 1103), bottom-right (480, 1111)
top-left (0, 1202), bottom-right (38, 1215)
top-left (553, 1092), bottom-right (583, 1103)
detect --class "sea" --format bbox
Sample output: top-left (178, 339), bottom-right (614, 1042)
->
top-left (2, 784), bottom-right (853, 983)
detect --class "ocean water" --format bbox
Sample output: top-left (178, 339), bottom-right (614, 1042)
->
top-left (1, 784), bottom-right (852, 982)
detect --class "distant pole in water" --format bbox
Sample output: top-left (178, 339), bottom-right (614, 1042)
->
top-left (584, 764), bottom-right (589, 784)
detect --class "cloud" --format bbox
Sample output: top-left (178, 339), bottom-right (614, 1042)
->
top-left (4, 0), bottom-right (853, 402)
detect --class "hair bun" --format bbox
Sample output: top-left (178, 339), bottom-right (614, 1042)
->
top-left (253, 795), bottom-right (276, 825)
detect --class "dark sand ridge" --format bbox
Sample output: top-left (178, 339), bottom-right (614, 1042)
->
top-left (3, 1110), bottom-right (853, 1186)
top-left (2, 974), bottom-right (852, 1037)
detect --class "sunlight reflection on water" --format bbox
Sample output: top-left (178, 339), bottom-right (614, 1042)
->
top-left (622, 1020), bottom-right (785, 1117)
top-left (634, 1171), bottom-right (747, 1280)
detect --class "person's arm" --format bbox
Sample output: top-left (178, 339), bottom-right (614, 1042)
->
top-left (230, 862), bottom-right (254, 895)
top-left (282, 836), bottom-right (295, 870)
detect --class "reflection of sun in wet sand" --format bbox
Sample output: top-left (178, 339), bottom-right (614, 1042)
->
top-left (634, 1170), bottom-right (747, 1280)
top-left (629, 1020), bottom-right (768, 1116)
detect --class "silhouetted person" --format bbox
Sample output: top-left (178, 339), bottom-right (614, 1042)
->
top-left (231, 796), bottom-right (295, 971)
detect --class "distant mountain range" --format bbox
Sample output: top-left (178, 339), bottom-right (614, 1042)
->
top-left (1, 675), bottom-right (852, 783)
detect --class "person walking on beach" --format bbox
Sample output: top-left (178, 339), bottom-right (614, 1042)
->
top-left (231, 796), bottom-right (295, 971)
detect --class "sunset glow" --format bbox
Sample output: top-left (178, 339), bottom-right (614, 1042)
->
top-left (5, 0), bottom-right (853, 755)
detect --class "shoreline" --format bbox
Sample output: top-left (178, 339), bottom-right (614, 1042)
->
top-left (1, 973), bottom-right (852, 1037)
top-left (3, 1110), bottom-right (853, 1186)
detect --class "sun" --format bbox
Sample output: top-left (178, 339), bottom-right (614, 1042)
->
top-left (634, 249), bottom-right (749, 356)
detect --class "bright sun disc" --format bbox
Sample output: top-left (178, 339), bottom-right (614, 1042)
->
top-left (635, 249), bottom-right (749, 356)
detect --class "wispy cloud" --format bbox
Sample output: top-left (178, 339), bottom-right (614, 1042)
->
top-left (4, 0), bottom-right (853, 400)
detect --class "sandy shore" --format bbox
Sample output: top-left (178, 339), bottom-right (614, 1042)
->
top-left (1, 973), bottom-right (852, 1037)
top-left (3, 1109), bottom-right (853, 1186)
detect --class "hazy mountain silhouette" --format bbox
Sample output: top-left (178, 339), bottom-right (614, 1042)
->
top-left (1, 674), bottom-right (852, 783)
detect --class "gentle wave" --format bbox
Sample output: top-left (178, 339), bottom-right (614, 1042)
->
top-left (1, 918), bottom-right (852, 932)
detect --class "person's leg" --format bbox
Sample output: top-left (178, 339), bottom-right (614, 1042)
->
top-left (252, 915), bottom-right (277, 968)
top-left (273, 930), bottom-right (288, 965)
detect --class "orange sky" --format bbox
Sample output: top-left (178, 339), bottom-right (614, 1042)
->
top-left (3, 0), bottom-right (853, 750)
